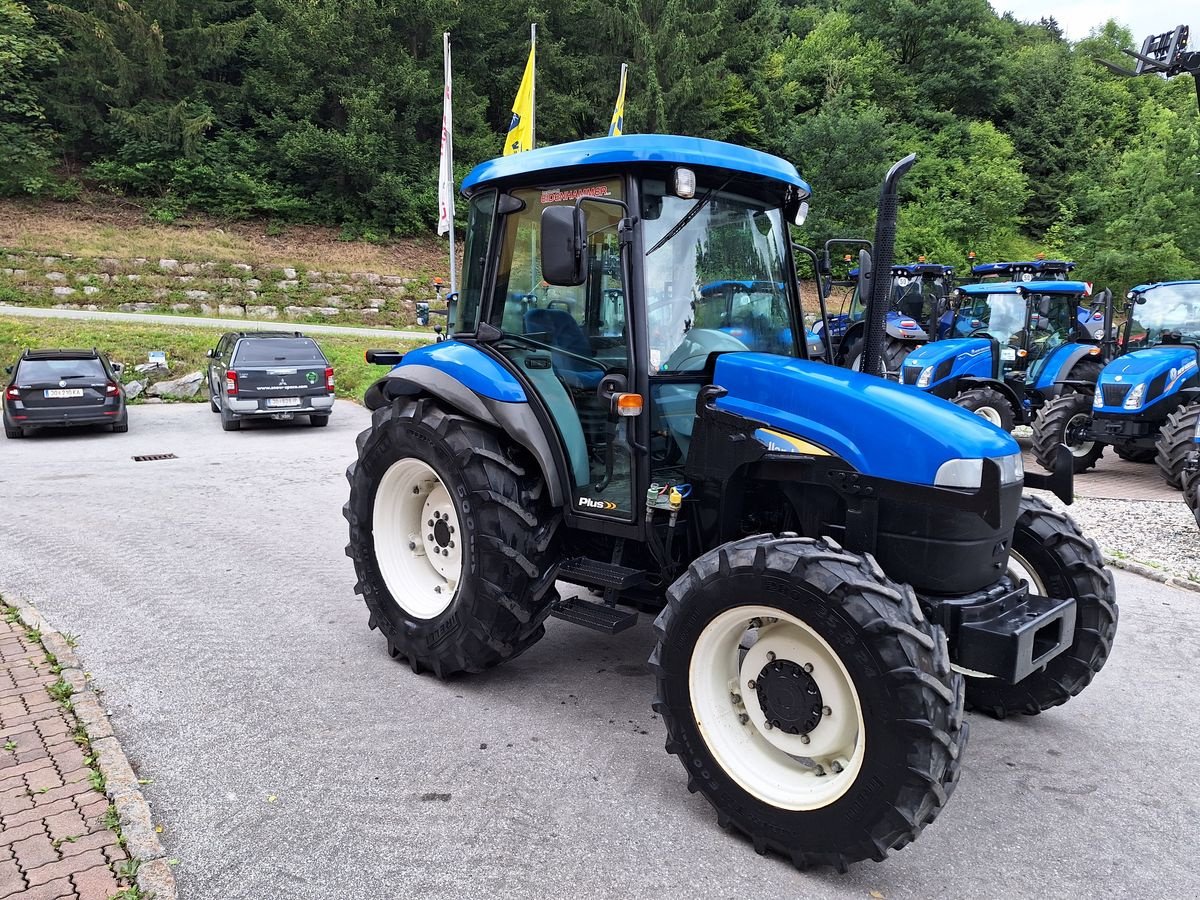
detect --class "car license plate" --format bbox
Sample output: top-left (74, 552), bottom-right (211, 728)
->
top-left (1000, 347), bottom-right (1017, 361)
top-left (267, 397), bottom-right (301, 408)
top-left (44, 388), bottom-right (84, 398)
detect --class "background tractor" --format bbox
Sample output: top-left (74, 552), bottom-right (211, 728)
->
top-left (900, 279), bottom-right (1110, 430)
top-left (346, 135), bottom-right (1116, 870)
top-left (970, 258), bottom-right (1108, 338)
top-left (1031, 280), bottom-right (1200, 481)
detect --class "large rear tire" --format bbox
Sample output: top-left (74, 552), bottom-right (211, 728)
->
top-left (1184, 466), bottom-right (1199, 530)
top-left (1154, 403), bottom-right (1200, 489)
top-left (651, 535), bottom-right (965, 870)
top-left (845, 336), bottom-right (912, 380)
top-left (964, 496), bottom-right (1117, 719)
top-left (220, 407), bottom-right (240, 432)
top-left (344, 397), bottom-right (561, 677)
top-left (1032, 393), bottom-right (1103, 473)
top-left (953, 386), bottom-right (1016, 432)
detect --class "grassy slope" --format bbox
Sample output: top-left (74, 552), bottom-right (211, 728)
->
top-left (0, 318), bottom-right (420, 402)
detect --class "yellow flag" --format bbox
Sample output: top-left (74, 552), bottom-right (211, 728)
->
top-left (504, 43), bottom-right (535, 156)
top-left (608, 63), bottom-right (628, 137)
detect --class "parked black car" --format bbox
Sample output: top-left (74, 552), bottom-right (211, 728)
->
top-left (206, 332), bottom-right (335, 431)
top-left (3, 349), bottom-right (128, 439)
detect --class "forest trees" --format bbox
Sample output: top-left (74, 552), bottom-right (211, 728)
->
top-left (2, 0), bottom-right (1197, 291)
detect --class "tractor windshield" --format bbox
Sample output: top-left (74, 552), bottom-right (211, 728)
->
top-left (1129, 283), bottom-right (1200, 346)
top-left (640, 179), bottom-right (798, 372)
top-left (889, 274), bottom-right (947, 323)
top-left (954, 292), bottom-right (1026, 343)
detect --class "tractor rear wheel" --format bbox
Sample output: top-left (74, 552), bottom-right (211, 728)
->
top-left (651, 535), bottom-right (965, 870)
top-left (953, 386), bottom-right (1015, 432)
top-left (845, 336), bottom-right (912, 380)
top-left (1032, 393), bottom-right (1103, 473)
top-left (964, 496), bottom-right (1117, 718)
top-left (1065, 358), bottom-right (1102, 386)
top-left (344, 397), bottom-right (561, 677)
top-left (1184, 467), bottom-right (1199, 530)
top-left (1154, 403), bottom-right (1200, 489)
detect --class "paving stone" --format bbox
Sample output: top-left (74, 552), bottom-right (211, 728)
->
top-left (23, 767), bottom-right (60, 794)
top-left (71, 862), bottom-right (121, 899)
top-left (0, 790), bottom-right (32, 819)
top-left (24, 847), bottom-right (104, 886)
top-left (11, 831), bottom-right (56, 871)
top-left (0, 857), bottom-right (24, 898)
top-left (10, 874), bottom-right (73, 900)
top-left (57, 829), bottom-right (117, 860)
top-left (42, 808), bottom-right (86, 842)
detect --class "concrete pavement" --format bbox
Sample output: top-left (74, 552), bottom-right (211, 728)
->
top-left (0, 403), bottom-right (1196, 898)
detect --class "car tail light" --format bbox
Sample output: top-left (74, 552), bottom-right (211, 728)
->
top-left (4, 385), bottom-right (18, 401)
top-left (325, 367), bottom-right (335, 391)
top-left (105, 382), bottom-right (120, 395)
top-left (226, 370), bottom-right (238, 396)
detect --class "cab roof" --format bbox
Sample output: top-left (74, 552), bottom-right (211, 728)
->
top-left (461, 134), bottom-right (810, 195)
top-left (958, 280), bottom-right (1090, 296)
top-left (1130, 280), bottom-right (1200, 293)
top-left (971, 260), bottom-right (1075, 276)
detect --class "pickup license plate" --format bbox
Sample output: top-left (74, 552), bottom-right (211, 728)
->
top-left (267, 397), bottom-right (301, 408)
top-left (44, 388), bottom-right (84, 398)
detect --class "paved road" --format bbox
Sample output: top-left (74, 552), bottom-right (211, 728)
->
top-left (0, 303), bottom-right (432, 342)
top-left (0, 404), bottom-right (1197, 899)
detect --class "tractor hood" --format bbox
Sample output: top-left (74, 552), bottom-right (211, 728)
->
top-left (712, 352), bottom-right (1018, 486)
top-left (901, 338), bottom-right (993, 388)
top-left (1095, 346), bottom-right (1198, 412)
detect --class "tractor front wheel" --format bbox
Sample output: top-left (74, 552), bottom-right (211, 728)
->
top-left (953, 386), bottom-right (1015, 432)
top-left (1154, 403), bottom-right (1200, 489)
top-left (345, 397), bottom-right (561, 677)
top-left (1032, 393), bottom-right (1103, 473)
top-left (651, 535), bottom-right (966, 870)
top-left (964, 496), bottom-right (1117, 718)
top-left (1114, 445), bottom-right (1156, 463)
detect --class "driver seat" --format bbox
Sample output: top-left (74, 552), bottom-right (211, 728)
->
top-left (523, 308), bottom-right (603, 390)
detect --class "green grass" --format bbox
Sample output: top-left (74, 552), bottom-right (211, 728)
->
top-left (0, 318), bottom-right (423, 402)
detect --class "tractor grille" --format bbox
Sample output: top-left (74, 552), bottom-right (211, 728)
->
top-left (902, 366), bottom-right (921, 385)
top-left (1101, 383), bottom-right (1130, 407)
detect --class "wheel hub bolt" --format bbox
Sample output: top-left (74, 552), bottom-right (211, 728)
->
top-left (434, 586), bottom-right (442, 594)
top-left (738, 713), bottom-right (749, 725)
top-left (428, 533), bottom-right (434, 542)
top-left (730, 693), bottom-right (742, 705)
top-left (749, 618), bottom-right (762, 629)
top-left (442, 548), bottom-right (449, 557)
top-left (747, 679), bottom-right (756, 690)
top-left (427, 519), bottom-right (434, 527)
top-left (763, 720), bottom-right (773, 731)
top-left (831, 761), bottom-right (843, 774)
top-left (411, 486), bottom-right (420, 495)
top-left (822, 706), bottom-right (832, 717)
top-left (449, 541), bottom-right (455, 549)
top-left (800, 733), bottom-right (810, 745)
top-left (814, 765), bottom-right (825, 776)
top-left (766, 651), bottom-right (776, 662)
top-left (803, 662), bottom-right (814, 673)
top-left (408, 542), bottom-right (416, 550)
top-left (448, 525), bottom-right (455, 534)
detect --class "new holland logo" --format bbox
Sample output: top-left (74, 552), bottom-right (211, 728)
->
top-left (578, 496), bottom-right (618, 511)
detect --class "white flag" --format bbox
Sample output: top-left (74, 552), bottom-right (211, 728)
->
top-left (437, 32), bottom-right (454, 236)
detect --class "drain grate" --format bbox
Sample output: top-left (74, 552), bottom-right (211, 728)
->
top-left (132, 454), bottom-right (178, 462)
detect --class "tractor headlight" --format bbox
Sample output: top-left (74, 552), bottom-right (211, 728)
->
top-left (1093, 388), bottom-right (1103, 409)
top-left (934, 453), bottom-right (1023, 489)
top-left (1123, 382), bottom-right (1146, 410)
top-left (1094, 328), bottom-right (1105, 339)
top-left (916, 365), bottom-right (935, 388)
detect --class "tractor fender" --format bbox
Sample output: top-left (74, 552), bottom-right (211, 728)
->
top-left (955, 376), bottom-right (1023, 417)
top-left (1034, 343), bottom-right (1099, 392)
top-left (884, 312), bottom-right (929, 342)
top-left (371, 351), bottom-right (571, 508)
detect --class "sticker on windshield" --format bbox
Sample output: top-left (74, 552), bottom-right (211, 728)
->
top-left (895, 276), bottom-right (910, 287)
top-left (1001, 347), bottom-right (1017, 361)
top-left (540, 185), bottom-right (611, 205)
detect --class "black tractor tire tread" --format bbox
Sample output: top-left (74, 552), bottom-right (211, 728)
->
top-left (650, 534), bottom-right (967, 871)
top-left (1114, 445), bottom-right (1156, 463)
top-left (953, 386), bottom-right (1016, 432)
top-left (1154, 403), bottom-right (1200, 489)
top-left (1184, 469), bottom-right (1199, 530)
top-left (344, 397), bottom-right (561, 678)
top-left (1065, 358), bottom-right (1102, 386)
top-left (1032, 393), bottom-right (1103, 473)
top-left (964, 496), bottom-right (1117, 719)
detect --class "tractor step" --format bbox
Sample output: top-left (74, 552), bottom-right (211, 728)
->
top-left (555, 557), bottom-right (645, 590)
top-left (550, 596), bottom-right (638, 634)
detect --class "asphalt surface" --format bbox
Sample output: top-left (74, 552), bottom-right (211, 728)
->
top-left (0, 303), bottom-right (432, 341)
top-left (0, 403), bottom-right (1197, 899)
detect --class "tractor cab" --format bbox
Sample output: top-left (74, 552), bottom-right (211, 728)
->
top-left (903, 279), bottom-right (1105, 430)
top-left (695, 279), bottom-right (824, 360)
top-left (971, 259), bottom-right (1105, 336)
top-left (1033, 280), bottom-right (1200, 479)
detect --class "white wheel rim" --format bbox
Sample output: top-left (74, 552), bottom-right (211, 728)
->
top-left (688, 605), bottom-right (866, 811)
top-left (973, 405), bottom-right (1002, 427)
top-left (1064, 412), bottom-right (1096, 458)
top-left (371, 458), bottom-right (462, 619)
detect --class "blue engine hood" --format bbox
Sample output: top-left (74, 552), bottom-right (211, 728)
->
top-left (712, 353), bottom-right (1018, 485)
top-left (1096, 346), bottom-right (1198, 412)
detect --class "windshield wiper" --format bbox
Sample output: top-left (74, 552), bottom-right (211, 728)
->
top-left (645, 175), bottom-right (734, 257)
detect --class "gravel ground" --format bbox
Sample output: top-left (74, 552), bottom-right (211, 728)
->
top-left (1, 404), bottom-right (1199, 898)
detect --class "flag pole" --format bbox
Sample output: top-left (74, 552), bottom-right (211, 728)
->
top-left (444, 32), bottom-right (457, 296)
top-left (530, 22), bottom-right (536, 151)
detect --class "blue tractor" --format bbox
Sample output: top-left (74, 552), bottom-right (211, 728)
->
top-left (348, 136), bottom-right (1115, 869)
top-left (814, 254), bottom-right (954, 375)
top-left (900, 279), bottom-right (1109, 430)
top-left (1030, 280), bottom-right (1200, 481)
top-left (971, 258), bottom-right (1108, 338)
top-left (695, 279), bottom-right (825, 360)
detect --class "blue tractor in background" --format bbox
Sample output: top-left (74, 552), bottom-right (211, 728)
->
top-left (1031, 280), bottom-right (1200, 481)
top-left (814, 252), bottom-right (953, 375)
top-left (970, 257), bottom-right (1108, 338)
top-left (349, 135), bottom-right (1115, 870)
top-left (901, 280), bottom-right (1110, 430)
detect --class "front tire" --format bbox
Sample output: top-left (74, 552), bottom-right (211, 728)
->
top-left (1032, 393), bottom-right (1103, 473)
top-left (344, 397), bottom-right (561, 677)
top-left (310, 414), bottom-right (330, 427)
top-left (1154, 403), bottom-right (1200, 489)
top-left (964, 497), bottom-right (1117, 718)
top-left (953, 386), bottom-right (1016, 432)
top-left (651, 535), bottom-right (965, 870)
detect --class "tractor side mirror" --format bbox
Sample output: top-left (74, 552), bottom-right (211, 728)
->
top-left (540, 206), bottom-right (588, 286)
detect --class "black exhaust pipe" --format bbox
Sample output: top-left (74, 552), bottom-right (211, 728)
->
top-left (861, 153), bottom-right (916, 378)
